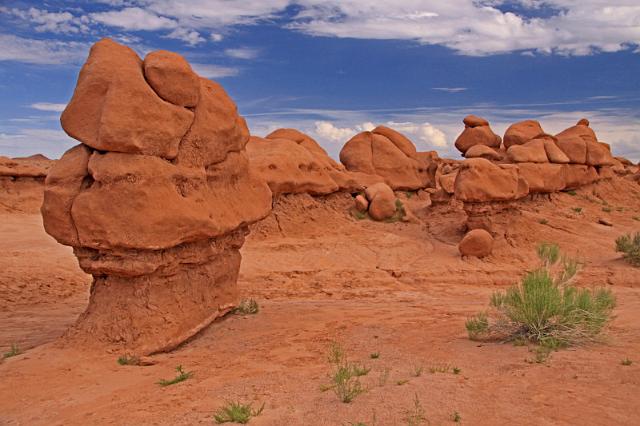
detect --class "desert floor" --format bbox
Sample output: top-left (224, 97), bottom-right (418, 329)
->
top-left (1, 181), bottom-right (640, 425)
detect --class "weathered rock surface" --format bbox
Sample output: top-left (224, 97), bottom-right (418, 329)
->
top-left (340, 126), bottom-right (435, 190)
top-left (364, 182), bottom-right (397, 221)
top-left (454, 115), bottom-right (501, 154)
top-left (503, 120), bottom-right (544, 149)
top-left (0, 155), bottom-right (54, 213)
top-left (506, 139), bottom-right (549, 163)
top-left (464, 145), bottom-right (504, 161)
top-left (41, 38), bottom-right (272, 354)
top-left (454, 158), bottom-right (529, 202)
top-left (459, 229), bottom-right (493, 257)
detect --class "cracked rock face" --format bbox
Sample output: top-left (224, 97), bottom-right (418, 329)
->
top-left (41, 38), bottom-right (272, 354)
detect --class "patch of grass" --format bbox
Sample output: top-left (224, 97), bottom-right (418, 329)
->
top-left (452, 367), bottom-right (461, 375)
top-left (466, 243), bottom-right (616, 357)
top-left (452, 411), bottom-right (462, 423)
top-left (234, 298), bottom-right (259, 315)
top-left (410, 366), bottom-right (424, 377)
top-left (571, 207), bottom-right (583, 213)
top-left (404, 393), bottom-right (427, 426)
top-left (157, 365), bottom-right (193, 387)
top-left (213, 401), bottom-right (264, 424)
top-left (384, 199), bottom-right (407, 223)
top-left (621, 358), bottom-right (633, 366)
top-left (352, 210), bottom-right (368, 221)
top-left (397, 379), bottom-right (409, 386)
top-left (117, 354), bottom-right (140, 366)
top-left (602, 206), bottom-right (612, 213)
top-left (370, 352), bottom-right (380, 359)
top-left (429, 365), bottom-right (450, 374)
top-left (566, 190), bottom-right (577, 196)
top-left (326, 342), bottom-right (367, 403)
top-left (539, 218), bottom-right (548, 225)
top-left (615, 232), bottom-right (640, 267)
top-left (2, 343), bottom-right (21, 359)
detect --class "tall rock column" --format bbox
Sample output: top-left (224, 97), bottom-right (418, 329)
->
top-left (41, 39), bottom-right (272, 354)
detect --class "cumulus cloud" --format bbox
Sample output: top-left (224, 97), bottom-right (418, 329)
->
top-left (30, 103), bottom-right (67, 112)
top-left (2, 6), bottom-right (89, 33)
top-left (166, 28), bottom-right (205, 45)
top-left (0, 34), bottom-right (90, 65)
top-left (89, 7), bottom-right (177, 31)
top-left (191, 63), bottom-right (240, 78)
top-left (313, 121), bottom-right (374, 143)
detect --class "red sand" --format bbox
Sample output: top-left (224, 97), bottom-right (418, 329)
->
top-left (1, 179), bottom-right (640, 425)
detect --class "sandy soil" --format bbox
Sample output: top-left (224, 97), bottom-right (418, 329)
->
top-left (1, 179), bottom-right (640, 425)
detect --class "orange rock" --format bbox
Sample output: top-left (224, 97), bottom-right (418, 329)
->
top-left (464, 144), bottom-right (504, 161)
top-left (61, 38), bottom-right (194, 159)
top-left (564, 164), bottom-right (599, 189)
top-left (454, 158), bottom-right (529, 202)
top-left (586, 141), bottom-right (615, 166)
top-left (503, 120), bottom-right (544, 149)
top-left (506, 139), bottom-right (548, 163)
top-left (540, 136), bottom-right (570, 164)
top-left (454, 115), bottom-right (501, 154)
top-left (556, 136), bottom-right (587, 164)
top-left (459, 229), bottom-right (493, 257)
top-left (340, 128), bottom-right (434, 190)
top-left (517, 163), bottom-right (566, 193)
top-left (365, 182), bottom-right (397, 221)
top-left (354, 194), bottom-right (369, 212)
top-left (143, 50), bottom-right (200, 107)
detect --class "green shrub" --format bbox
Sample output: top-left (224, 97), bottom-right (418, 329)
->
top-left (325, 343), bottom-right (367, 403)
top-left (214, 401), bottom-right (264, 424)
top-left (615, 232), bottom-right (640, 267)
top-left (234, 299), bottom-right (259, 314)
top-left (2, 343), bottom-right (21, 359)
top-left (466, 243), bottom-right (616, 353)
top-left (157, 365), bottom-right (193, 386)
top-left (117, 354), bottom-right (140, 366)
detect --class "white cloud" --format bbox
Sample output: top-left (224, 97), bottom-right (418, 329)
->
top-left (191, 63), bottom-right (240, 78)
top-left (225, 47), bottom-right (259, 59)
top-left (432, 87), bottom-right (467, 93)
top-left (2, 7), bottom-right (89, 33)
top-left (313, 121), bottom-right (374, 143)
top-left (30, 103), bottom-right (67, 112)
top-left (90, 7), bottom-right (177, 31)
top-left (210, 33), bottom-right (224, 42)
top-left (0, 34), bottom-right (90, 65)
top-left (0, 128), bottom-right (76, 159)
top-left (166, 28), bottom-right (205, 45)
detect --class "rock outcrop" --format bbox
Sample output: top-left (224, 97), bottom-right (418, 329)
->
top-left (503, 120), bottom-right (544, 149)
top-left (41, 38), bottom-right (272, 354)
top-left (340, 126), bottom-right (436, 190)
top-left (454, 115), bottom-right (501, 154)
top-left (454, 159), bottom-right (529, 203)
top-left (0, 155), bottom-right (54, 213)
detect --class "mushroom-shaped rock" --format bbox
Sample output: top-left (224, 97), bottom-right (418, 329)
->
top-left (340, 127), bottom-right (434, 190)
top-left (454, 115), bottom-right (501, 154)
top-left (246, 136), bottom-right (339, 196)
top-left (143, 50), bottom-right (200, 107)
top-left (506, 139), bottom-right (549, 163)
top-left (454, 158), bottom-right (529, 202)
top-left (364, 182), bottom-right (397, 221)
top-left (41, 39), bottom-right (272, 355)
top-left (464, 145), bottom-right (504, 161)
top-left (459, 229), bottom-right (493, 258)
top-left (503, 120), bottom-right (544, 149)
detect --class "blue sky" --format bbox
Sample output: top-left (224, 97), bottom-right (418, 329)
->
top-left (1, 1), bottom-right (639, 161)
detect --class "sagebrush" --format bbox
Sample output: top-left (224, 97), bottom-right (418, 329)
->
top-left (465, 243), bottom-right (616, 353)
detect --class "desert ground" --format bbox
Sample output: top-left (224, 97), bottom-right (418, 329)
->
top-left (2, 178), bottom-right (640, 425)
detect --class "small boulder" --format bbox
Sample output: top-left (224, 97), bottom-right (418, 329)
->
top-left (556, 136), bottom-right (587, 164)
top-left (464, 144), bottom-right (503, 161)
top-left (540, 136), bottom-right (570, 164)
top-left (143, 50), bottom-right (200, 107)
top-left (354, 194), bottom-right (369, 212)
top-left (459, 229), bottom-right (494, 258)
top-left (503, 120), bottom-right (544, 149)
top-left (586, 141), bottom-right (615, 166)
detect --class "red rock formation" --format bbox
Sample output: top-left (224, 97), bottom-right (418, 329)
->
top-left (454, 159), bottom-right (529, 203)
top-left (454, 115), bottom-right (501, 154)
top-left (459, 229), bottom-right (494, 257)
top-left (41, 38), bottom-right (272, 354)
top-left (0, 155), bottom-right (54, 213)
top-left (503, 120), bottom-right (544, 149)
top-left (340, 126), bottom-right (436, 190)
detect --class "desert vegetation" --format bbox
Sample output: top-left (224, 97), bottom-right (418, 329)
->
top-left (213, 401), bottom-right (264, 424)
top-left (157, 365), bottom-right (193, 387)
top-left (615, 232), bottom-right (640, 267)
top-left (466, 243), bottom-right (616, 358)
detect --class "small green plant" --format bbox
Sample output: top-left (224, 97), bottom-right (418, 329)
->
top-left (404, 393), bottom-right (427, 425)
top-left (384, 199), bottom-right (407, 223)
top-left (615, 232), bottom-right (640, 267)
top-left (452, 411), bottom-right (462, 422)
top-left (397, 379), bottom-right (409, 386)
top-left (602, 207), bottom-right (612, 213)
top-left (117, 354), bottom-right (140, 366)
top-left (466, 243), bottom-right (616, 356)
top-left (213, 401), bottom-right (264, 424)
top-left (352, 210), bottom-right (368, 220)
top-left (411, 366), bottom-right (424, 377)
top-left (452, 367), bottom-right (461, 375)
top-left (326, 342), bottom-right (367, 403)
top-left (2, 343), bottom-right (21, 359)
top-left (539, 218), bottom-right (548, 225)
top-left (621, 358), bottom-right (633, 366)
top-left (234, 299), bottom-right (259, 314)
top-left (370, 352), bottom-right (380, 359)
top-left (571, 207), bottom-right (583, 214)
top-left (157, 365), bottom-right (193, 387)
top-left (566, 190), bottom-right (577, 196)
